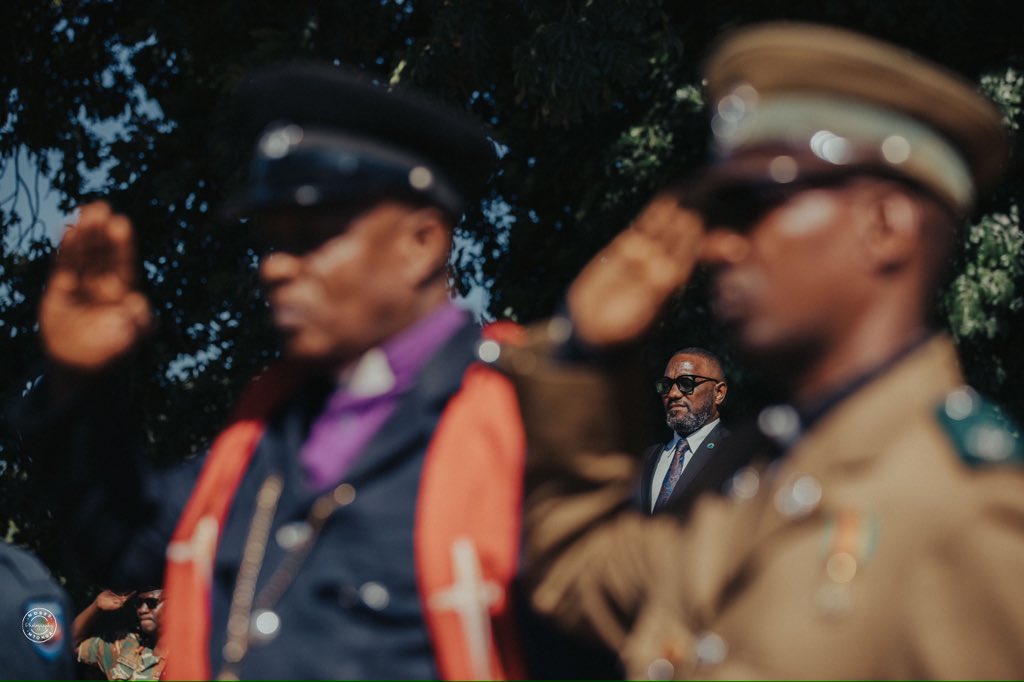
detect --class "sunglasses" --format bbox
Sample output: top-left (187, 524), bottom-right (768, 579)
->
top-left (132, 597), bottom-right (161, 610)
top-left (695, 177), bottom-right (843, 231)
top-left (693, 168), bottom-right (946, 231)
top-left (253, 202), bottom-right (377, 256)
top-left (654, 374), bottom-right (721, 396)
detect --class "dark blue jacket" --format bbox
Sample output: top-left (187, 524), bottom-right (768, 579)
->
top-left (0, 541), bottom-right (74, 679)
top-left (32, 323), bottom-right (482, 678)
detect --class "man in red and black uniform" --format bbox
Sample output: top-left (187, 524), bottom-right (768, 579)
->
top-left (25, 63), bottom-right (614, 680)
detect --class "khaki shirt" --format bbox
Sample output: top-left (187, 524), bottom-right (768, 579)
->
top-left (497, 333), bottom-right (1024, 679)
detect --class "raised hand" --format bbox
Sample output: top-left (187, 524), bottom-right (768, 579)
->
top-left (94, 590), bottom-right (134, 611)
top-left (39, 202), bottom-right (152, 373)
top-left (566, 191), bottom-right (705, 348)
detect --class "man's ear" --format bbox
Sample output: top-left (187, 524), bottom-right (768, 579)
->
top-left (863, 189), bottom-right (922, 274)
top-left (399, 207), bottom-right (453, 287)
top-left (714, 381), bottom-right (728, 407)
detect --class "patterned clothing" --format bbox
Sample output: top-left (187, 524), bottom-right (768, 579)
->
top-left (77, 631), bottom-right (165, 681)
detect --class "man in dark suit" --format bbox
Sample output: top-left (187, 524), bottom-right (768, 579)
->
top-left (639, 347), bottom-right (728, 514)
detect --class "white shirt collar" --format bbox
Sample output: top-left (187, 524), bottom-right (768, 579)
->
top-left (650, 418), bottom-right (721, 513)
top-left (339, 347), bottom-right (396, 397)
top-left (666, 417), bottom-right (721, 454)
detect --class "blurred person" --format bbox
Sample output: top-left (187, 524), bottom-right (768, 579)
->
top-left (492, 22), bottom-right (1024, 678)
top-left (0, 540), bottom-right (73, 679)
top-left (20, 62), bottom-right (578, 679)
top-left (74, 589), bottom-right (166, 680)
top-left (640, 348), bottom-right (729, 514)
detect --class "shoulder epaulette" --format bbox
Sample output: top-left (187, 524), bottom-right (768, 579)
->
top-left (935, 386), bottom-right (1024, 467)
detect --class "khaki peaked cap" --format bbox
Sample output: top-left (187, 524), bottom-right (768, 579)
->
top-left (700, 22), bottom-right (1008, 212)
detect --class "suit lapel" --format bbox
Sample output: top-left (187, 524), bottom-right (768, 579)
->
top-left (638, 442), bottom-right (666, 512)
top-left (668, 422), bottom-right (730, 511)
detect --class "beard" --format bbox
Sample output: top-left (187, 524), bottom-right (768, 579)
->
top-left (666, 399), bottom-right (716, 437)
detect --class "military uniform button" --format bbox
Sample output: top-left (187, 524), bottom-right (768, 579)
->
top-left (250, 609), bottom-right (280, 643)
top-left (476, 339), bottom-right (501, 363)
top-left (825, 552), bottom-right (858, 583)
top-left (408, 166), bottom-right (434, 190)
top-left (944, 386), bottom-right (978, 420)
top-left (359, 581), bottom-right (390, 611)
top-left (880, 134), bottom-right (912, 164)
top-left (792, 475), bottom-right (822, 506)
top-left (222, 641), bottom-right (245, 663)
top-left (694, 631), bottom-right (728, 665)
top-left (275, 522), bottom-right (312, 550)
top-left (711, 84), bottom-right (758, 143)
top-left (757, 405), bottom-right (801, 446)
top-left (259, 124), bottom-right (303, 158)
top-left (332, 483), bottom-right (356, 506)
top-left (546, 315), bottom-right (573, 343)
top-left (311, 496), bottom-right (336, 520)
top-left (775, 474), bottom-right (822, 517)
top-left (966, 424), bottom-right (1015, 461)
top-left (725, 466), bottom-right (760, 501)
top-left (646, 658), bottom-right (675, 680)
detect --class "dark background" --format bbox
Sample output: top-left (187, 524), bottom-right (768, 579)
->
top-left (2, 0), bottom-right (1022, 606)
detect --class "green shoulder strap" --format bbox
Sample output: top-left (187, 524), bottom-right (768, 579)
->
top-left (934, 387), bottom-right (1024, 468)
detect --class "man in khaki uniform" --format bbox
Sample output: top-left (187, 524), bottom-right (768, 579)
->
top-left (489, 23), bottom-right (1024, 679)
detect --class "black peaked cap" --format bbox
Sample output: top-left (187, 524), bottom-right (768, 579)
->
top-left (223, 61), bottom-right (497, 219)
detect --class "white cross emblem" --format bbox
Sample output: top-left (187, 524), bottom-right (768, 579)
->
top-left (429, 536), bottom-right (503, 680)
top-left (166, 515), bottom-right (220, 582)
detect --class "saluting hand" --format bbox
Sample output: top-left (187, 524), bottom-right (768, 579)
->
top-left (39, 201), bottom-right (152, 372)
top-left (567, 191), bottom-right (704, 348)
top-left (94, 590), bottom-right (134, 612)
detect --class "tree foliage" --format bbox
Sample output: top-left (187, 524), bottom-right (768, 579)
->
top-left (2, 1), bottom-right (1023, 593)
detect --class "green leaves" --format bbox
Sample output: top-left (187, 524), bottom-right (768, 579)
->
top-left (948, 208), bottom-right (1024, 340)
top-left (3, 0), bottom-right (1024, 599)
top-left (980, 65), bottom-right (1024, 131)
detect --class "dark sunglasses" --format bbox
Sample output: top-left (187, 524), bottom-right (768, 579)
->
top-left (693, 169), bottom-right (947, 231)
top-left (654, 374), bottom-right (722, 396)
top-left (132, 597), bottom-right (161, 610)
top-left (696, 178), bottom-right (837, 232)
top-left (253, 202), bottom-right (377, 256)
